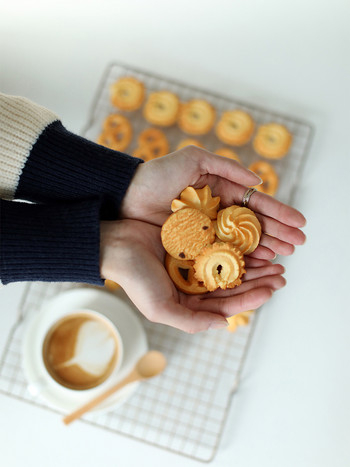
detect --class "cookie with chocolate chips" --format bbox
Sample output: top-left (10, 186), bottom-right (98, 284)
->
top-left (161, 208), bottom-right (215, 260)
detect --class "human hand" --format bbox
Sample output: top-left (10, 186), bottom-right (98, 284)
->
top-left (120, 146), bottom-right (306, 260)
top-left (100, 219), bottom-right (286, 333)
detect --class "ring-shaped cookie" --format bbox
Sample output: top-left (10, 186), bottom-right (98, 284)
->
top-left (253, 123), bottom-right (292, 159)
top-left (176, 139), bottom-right (204, 150)
top-left (249, 161), bottom-right (279, 196)
top-left (143, 91), bottom-right (180, 126)
top-left (165, 254), bottom-right (208, 295)
top-left (194, 242), bottom-right (246, 292)
top-left (110, 76), bottom-right (145, 111)
top-left (215, 110), bottom-right (254, 146)
top-left (215, 147), bottom-right (241, 162)
top-left (178, 99), bottom-right (216, 135)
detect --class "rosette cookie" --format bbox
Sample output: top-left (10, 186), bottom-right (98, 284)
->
top-left (171, 185), bottom-right (220, 220)
top-left (214, 206), bottom-right (261, 255)
top-left (194, 242), bottom-right (246, 292)
top-left (165, 254), bottom-right (208, 295)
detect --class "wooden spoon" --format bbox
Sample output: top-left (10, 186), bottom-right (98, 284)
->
top-left (63, 350), bottom-right (167, 425)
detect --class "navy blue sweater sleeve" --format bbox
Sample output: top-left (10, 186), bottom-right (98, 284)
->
top-left (15, 121), bottom-right (143, 220)
top-left (0, 199), bottom-right (104, 285)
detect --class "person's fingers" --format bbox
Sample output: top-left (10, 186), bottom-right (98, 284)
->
top-left (247, 244), bottom-right (276, 260)
top-left (244, 263), bottom-right (285, 281)
top-left (256, 213), bottom-right (306, 245)
top-left (148, 301), bottom-right (228, 333)
top-left (244, 257), bottom-right (274, 268)
top-left (201, 274), bottom-right (286, 300)
top-left (186, 287), bottom-right (274, 317)
top-left (229, 184), bottom-right (306, 228)
top-left (259, 233), bottom-right (295, 256)
top-left (189, 147), bottom-right (262, 187)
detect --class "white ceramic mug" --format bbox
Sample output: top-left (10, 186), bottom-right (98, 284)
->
top-left (26, 308), bottom-right (123, 398)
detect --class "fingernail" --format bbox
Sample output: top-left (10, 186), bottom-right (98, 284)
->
top-left (209, 319), bottom-right (229, 330)
top-left (247, 170), bottom-right (263, 185)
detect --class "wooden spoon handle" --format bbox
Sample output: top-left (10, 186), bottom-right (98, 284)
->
top-left (63, 371), bottom-right (140, 425)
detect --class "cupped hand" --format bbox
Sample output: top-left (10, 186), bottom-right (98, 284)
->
top-left (121, 146), bottom-right (306, 259)
top-left (100, 219), bottom-right (286, 334)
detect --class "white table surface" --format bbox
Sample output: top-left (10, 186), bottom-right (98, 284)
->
top-left (1, 1), bottom-right (350, 466)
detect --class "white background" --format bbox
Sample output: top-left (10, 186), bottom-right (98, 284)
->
top-left (1, 1), bottom-right (350, 466)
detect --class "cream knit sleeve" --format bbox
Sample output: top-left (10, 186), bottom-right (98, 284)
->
top-left (0, 93), bottom-right (59, 199)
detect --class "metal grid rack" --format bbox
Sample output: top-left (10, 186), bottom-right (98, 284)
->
top-left (0, 62), bottom-right (313, 463)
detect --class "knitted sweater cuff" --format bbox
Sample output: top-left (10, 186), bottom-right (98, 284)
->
top-left (0, 199), bottom-right (104, 285)
top-left (15, 121), bottom-right (143, 219)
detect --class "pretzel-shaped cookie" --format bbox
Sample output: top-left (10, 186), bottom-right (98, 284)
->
top-left (165, 254), bottom-right (208, 295)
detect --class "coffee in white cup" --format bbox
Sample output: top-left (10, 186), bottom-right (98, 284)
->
top-left (42, 310), bottom-right (122, 391)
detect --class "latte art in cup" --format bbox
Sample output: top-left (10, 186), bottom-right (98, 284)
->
top-left (42, 312), bottom-right (120, 390)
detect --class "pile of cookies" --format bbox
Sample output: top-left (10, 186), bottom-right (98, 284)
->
top-left (97, 76), bottom-right (293, 199)
top-left (161, 185), bottom-right (261, 294)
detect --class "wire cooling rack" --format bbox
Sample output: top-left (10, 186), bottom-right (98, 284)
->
top-left (0, 62), bottom-right (313, 463)
top-left (0, 282), bottom-right (256, 462)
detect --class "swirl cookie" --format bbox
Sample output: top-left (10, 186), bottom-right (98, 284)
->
top-left (161, 208), bottom-right (215, 260)
top-left (178, 99), bottom-right (216, 135)
top-left (249, 161), bottom-right (279, 196)
top-left (171, 185), bottom-right (220, 220)
top-left (176, 139), bottom-right (204, 150)
top-left (194, 242), bottom-right (246, 292)
top-left (143, 91), bottom-right (180, 127)
top-left (214, 205), bottom-right (261, 255)
top-left (97, 114), bottom-right (132, 151)
top-left (226, 310), bottom-right (254, 332)
top-left (110, 76), bottom-right (145, 111)
top-left (215, 110), bottom-right (254, 146)
top-left (165, 254), bottom-right (208, 295)
top-left (215, 147), bottom-right (241, 162)
top-left (253, 123), bottom-right (292, 159)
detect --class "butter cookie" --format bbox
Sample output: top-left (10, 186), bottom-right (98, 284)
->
top-left (253, 123), bottom-right (292, 159)
top-left (165, 254), bottom-right (208, 295)
top-left (161, 208), bottom-right (215, 260)
top-left (214, 206), bottom-right (261, 255)
top-left (194, 242), bottom-right (245, 292)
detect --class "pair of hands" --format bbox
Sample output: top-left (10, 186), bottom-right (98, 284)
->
top-left (100, 146), bottom-right (306, 333)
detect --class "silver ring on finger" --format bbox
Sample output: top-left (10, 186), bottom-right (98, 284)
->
top-left (241, 187), bottom-right (257, 208)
